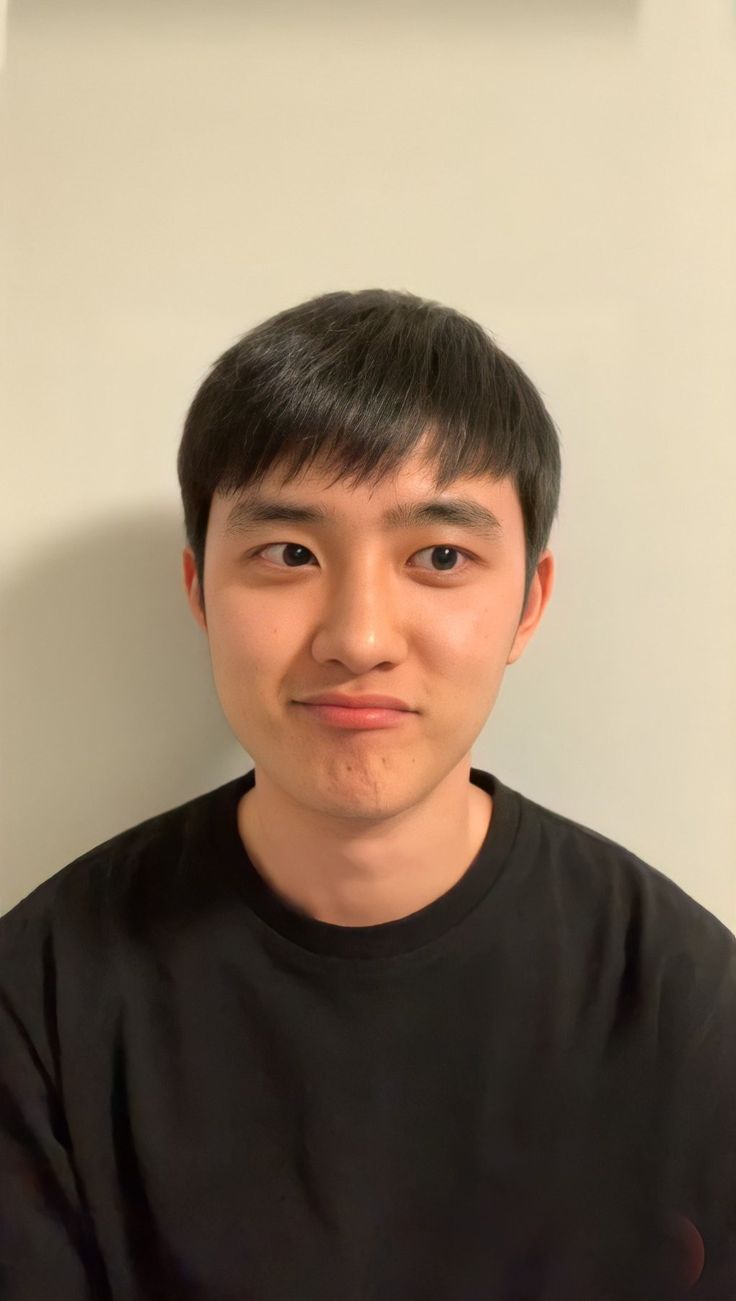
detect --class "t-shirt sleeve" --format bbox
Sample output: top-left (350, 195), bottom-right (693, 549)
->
top-left (0, 905), bottom-right (108, 1300)
top-left (665, 911), bottom-right (736, 1297)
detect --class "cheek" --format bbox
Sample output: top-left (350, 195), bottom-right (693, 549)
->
top-left (207, 592), bottom-right (295, 678)
top-left (205, 583), bottom-right (515, 681)
top-left (440, 603), bottom-right (513, 669)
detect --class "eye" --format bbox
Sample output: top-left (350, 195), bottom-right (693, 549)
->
top-left (251, 542), bottom-right (474, 577)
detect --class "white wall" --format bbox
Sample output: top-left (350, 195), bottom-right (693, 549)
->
top-left (2, 0), bottom-right (734, 929)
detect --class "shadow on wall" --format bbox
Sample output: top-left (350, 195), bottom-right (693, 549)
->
top-left (14, 0), bottom-right (641, 28)
top-left (0, 511), bottom-right (247, 917)
top-left (246, 0), bottom-right (643, 19)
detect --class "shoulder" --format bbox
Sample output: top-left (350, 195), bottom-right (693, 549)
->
top-left (0, 777), bottom-right (238, 964)
top-left (514, 784), bottom-right (736, 1006)
top-left (0, 780), bottom-right (240, 1087)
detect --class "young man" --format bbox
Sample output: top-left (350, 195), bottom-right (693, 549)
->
top-left (1, 289), bottom-right (734, 1300)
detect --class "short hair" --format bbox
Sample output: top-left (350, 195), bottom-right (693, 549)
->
top-left (177, 288), bottom-right (562, 616)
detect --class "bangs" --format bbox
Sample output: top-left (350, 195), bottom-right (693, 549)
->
top-left (183, 291), bottom-right (543, 495)
top-left (177, 289), bottom-right (561, 607)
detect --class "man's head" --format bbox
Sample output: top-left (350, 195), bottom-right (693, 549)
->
top-left (178, 289), bottom-right (560, 821)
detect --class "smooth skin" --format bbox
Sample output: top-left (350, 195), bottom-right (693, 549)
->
top-left (183, 440), bottom-right (555, 927)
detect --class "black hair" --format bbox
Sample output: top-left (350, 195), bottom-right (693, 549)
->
top-left (177, 288), bottom-right (562, 618)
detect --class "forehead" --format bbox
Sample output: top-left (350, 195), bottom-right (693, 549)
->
top-left (208, 468), bottom-right (522, 552)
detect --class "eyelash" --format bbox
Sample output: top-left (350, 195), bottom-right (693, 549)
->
top-left (249, 542), bottom-right (476, 579)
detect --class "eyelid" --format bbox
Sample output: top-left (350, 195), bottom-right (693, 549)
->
top-left (249, 541), bottom-right (476, 575)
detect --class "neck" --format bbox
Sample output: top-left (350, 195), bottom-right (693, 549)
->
top-left (236, 768), bottom-right (493, 927)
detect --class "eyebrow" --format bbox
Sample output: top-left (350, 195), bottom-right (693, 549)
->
top-left (223, 494), bottom-right (505, 541)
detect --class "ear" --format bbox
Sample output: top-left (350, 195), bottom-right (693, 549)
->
top-left (182, 547), bottom-right (207, 632)
top-left (506, 550), bottom-right (555, 666)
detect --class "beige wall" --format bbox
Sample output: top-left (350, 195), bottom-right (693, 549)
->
top-left (2, 0), bottom-right (734, 928)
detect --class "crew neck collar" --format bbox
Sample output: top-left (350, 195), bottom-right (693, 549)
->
top-left (208, 766), bottom-right (522, 961)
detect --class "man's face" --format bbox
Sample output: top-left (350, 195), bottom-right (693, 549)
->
top-left (183, 447), bottom-right (554, 824)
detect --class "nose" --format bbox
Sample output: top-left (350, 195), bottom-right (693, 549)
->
top-left (309, 561), bottom-right (408, 672)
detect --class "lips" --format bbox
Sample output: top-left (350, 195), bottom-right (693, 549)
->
top-left (298, 694), bottom-right (412, 711)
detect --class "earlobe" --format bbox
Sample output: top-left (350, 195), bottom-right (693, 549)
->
top-left (506, 552), bottom-right (555, 666)
top-left (182, 548), bottom-right (207, 632)
top-left (506, 634), bottom-right (524, 667)
top-left (193, 581), bottom-right (208, 632)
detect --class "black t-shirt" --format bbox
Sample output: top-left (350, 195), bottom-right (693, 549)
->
top-left (1, 766), bottom-right (734, 1300)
